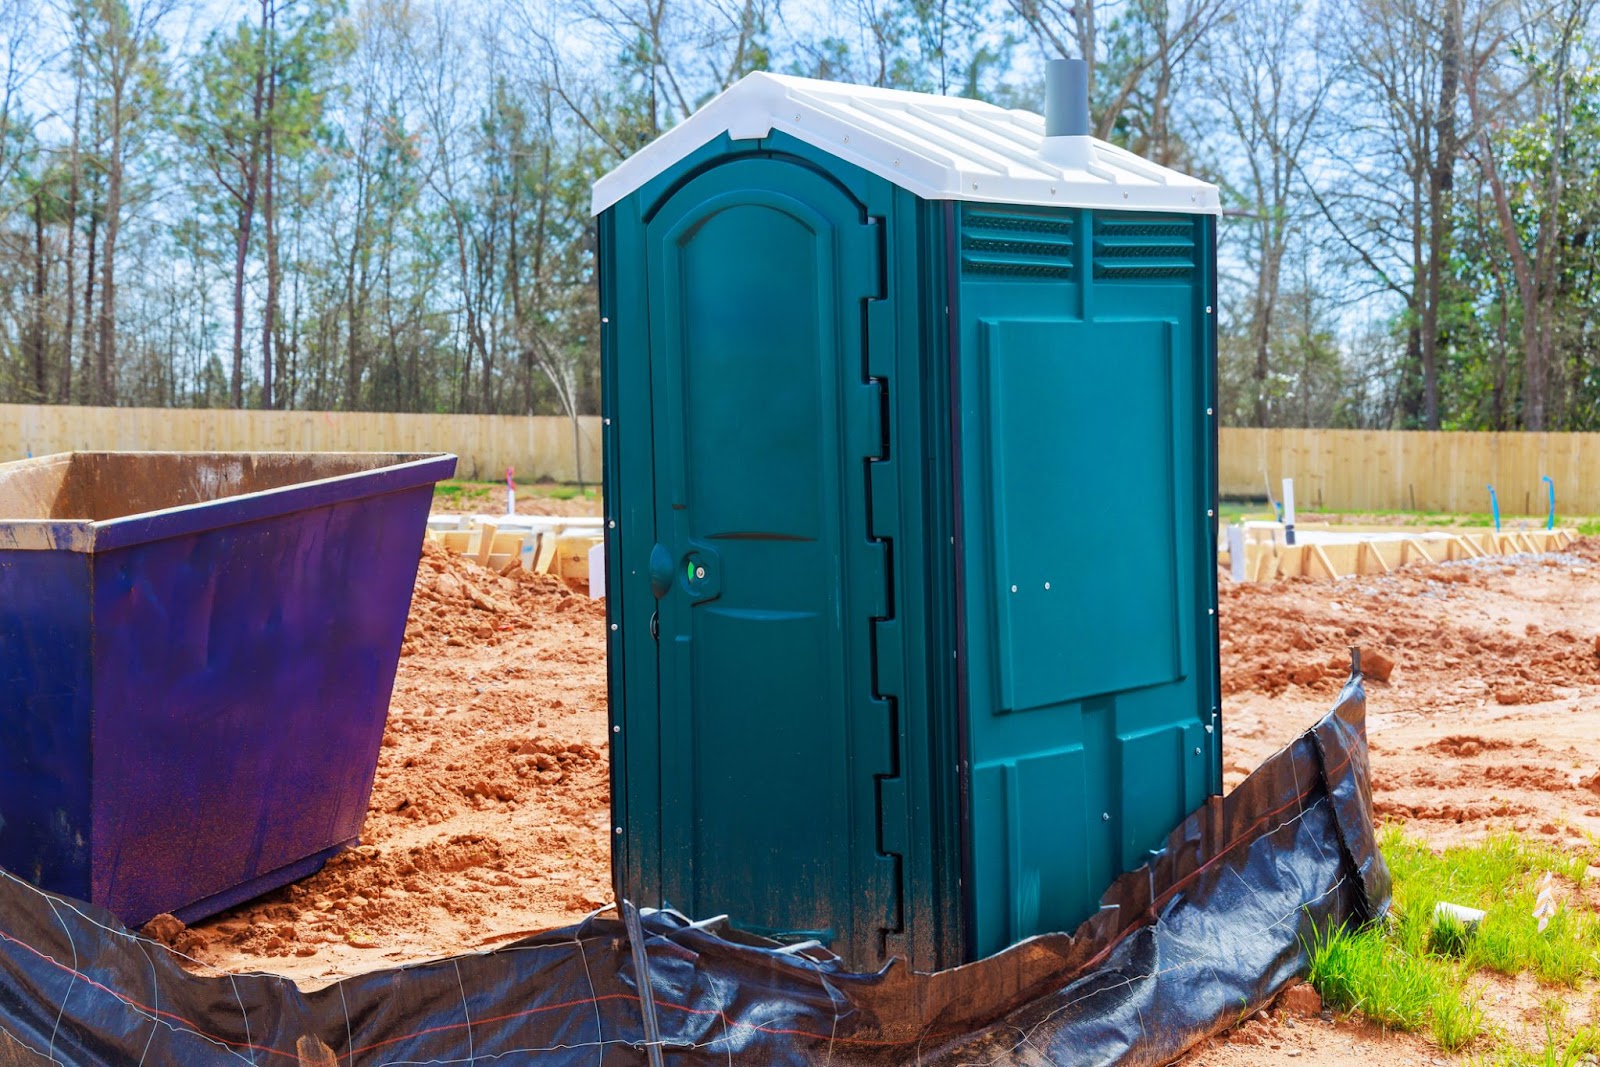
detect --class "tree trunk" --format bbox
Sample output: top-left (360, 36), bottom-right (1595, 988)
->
top-left (82, 209), bottom-right (98, 404)
top-left (61, 81), bottom-right (82, 404)
top-left (30, 189), bottom-right (48, 401)
top-left (230, 192), bottom-right (256, 408)
top-left (230, 0), bottom-right (269, 409)
top-left (261, 118), bottom-right (277, 409)
top-left (98, 121), bottom-right (123, 406)
top-left (1420, 0), bottom-right (1461, 431)
top-left (1251, 284), bottom-right (1274, 426)
top-left (261, 0), bottom-right (279, 409)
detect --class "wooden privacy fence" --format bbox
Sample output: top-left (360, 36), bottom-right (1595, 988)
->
top-left (5, 409), bottom-right (1599, 512)
top-left (0, 404), bottom-right (602, 484)
top-left (1221, 428), bottom-right (1600, 515)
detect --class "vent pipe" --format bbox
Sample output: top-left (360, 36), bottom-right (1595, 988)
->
top-left (1040, 58), bottom-right (1093, 169)
top-left (1044, 59), bottom-right (1090, 137)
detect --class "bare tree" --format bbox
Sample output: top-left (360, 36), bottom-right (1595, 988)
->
top-left (76, 0), bottom-right (175, 406)
top-left (1303, 0), bottom-right (1496, 428)
top-left (1207, 0), bottom-right (1333, 425)
top-left (1466, 0), bottom-right (1597, 430)
top-left (1007, 0), bottom-right (1230, 159)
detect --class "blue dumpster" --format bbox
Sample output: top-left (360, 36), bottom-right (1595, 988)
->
top-left (0, 450), bottom-right (456, 926)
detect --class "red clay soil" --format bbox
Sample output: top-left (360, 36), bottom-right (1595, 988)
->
top-left (151, 532), bottom-right (1600, 1064)
top-left (1187, 539), bottom-right (1600, 1066)
top-left (161, 540), bottom-right (613, 987)
top-left (1217, 541), bottom-right (1600, 851)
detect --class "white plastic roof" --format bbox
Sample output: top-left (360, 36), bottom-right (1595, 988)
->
top-left (590, 71), bottom-right (1220, 217)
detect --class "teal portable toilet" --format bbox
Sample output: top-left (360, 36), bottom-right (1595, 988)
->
top-left (593, 62), bottom-right (1221, 972)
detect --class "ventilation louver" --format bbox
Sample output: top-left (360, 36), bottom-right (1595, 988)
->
top-left (961, 210), bottom-right (1074, 280)
top-left (1092, 217), bottom-right (1196, 280)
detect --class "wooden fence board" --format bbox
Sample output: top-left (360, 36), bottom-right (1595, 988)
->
top-left (0, 404), bottom-right (602, 484)
top-left (6, 410), bottom-right (1600, 512)
top-left (1219, 428), bottom-right (1600, 515)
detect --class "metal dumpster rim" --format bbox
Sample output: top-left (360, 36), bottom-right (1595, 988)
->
top-left (0, 450), bottom-right (458, 553)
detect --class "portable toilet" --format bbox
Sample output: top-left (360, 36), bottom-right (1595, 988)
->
top-left (593, 61), bottom-right (1221, 973)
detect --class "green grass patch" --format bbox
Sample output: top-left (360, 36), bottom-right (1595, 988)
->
top-left (1307, 921), bottom-right (1444, 1031)
top-left (1304, 827), bottom-right (1600, 1057)
top-left (1215, 503), bottom-right (1591, 530)
top-left (1380, 827), bottom-right (1600, 988)
top-left (430, 479), bottom-right (598, 508)
top-left (543, 485), bottom-right (598, 501)
top-left (1477, 1019), bottom-right (1600, 1066)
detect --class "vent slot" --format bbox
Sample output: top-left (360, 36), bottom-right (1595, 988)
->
top-left (1092, 217), bottom-right (1195, 280)
top-left (961, 210), bottom-right (1074, 280)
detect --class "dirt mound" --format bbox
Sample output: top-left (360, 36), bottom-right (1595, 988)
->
top-left (182, 540), bottom-right (613, 985)
top-left (1220, 539), bottom-right (1600, 858)
top-left (1219, 545), bottom-right (1600, 704)
top-left (1424, 735), bottom-right (1514, 758)
top-left (403, 539), bottom-right (604, 653)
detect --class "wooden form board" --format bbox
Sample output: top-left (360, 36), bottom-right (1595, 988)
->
top-left (1222, 528), bottom-right (1575, 583)
top-left (426, 527), bottom-right (603, 581)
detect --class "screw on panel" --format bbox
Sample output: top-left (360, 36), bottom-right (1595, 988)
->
top-left (1206, 723), bottom-right (1215, 734)
top-left (611, 623), bottom-right (619, 631)
top-left (1207, 608), bottom-right (1215, 616)
top-left (1207, 509), bottom-right (1214, 517)
top-left (972, 181), bottom-right (979, 190)
top-left (1010, 584), bottom-right (1018, 593)
top-left (893, 158), bottom-right (900, 167)
top-left (1044, 581), bottom-right (1051, 590)
top-left (613, 725), bottom-right (621, 733)
top-left (1050, 186), bottom-right (1057, 195)
top-left (604, 417), bottom-right (612, 425)
top-left (614, 826), bottom-right (623, 835)
top-left (1194, 747), bottom-right (1203, 755)
top-left (1102, 812), bottom-right (1111, 821)
top-left (843, 135), bottom-right (849, 143)
top-left (694, 565), bottom-right (707, 580)
top-left (1205, 306), bottom-right (1214, 314)
top-left (1122, 191), bottom-right (1129, 199)
top-left (1206, 407), bottom-right (1214, 416)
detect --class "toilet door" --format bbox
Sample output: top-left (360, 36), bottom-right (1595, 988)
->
top-left (640, 156), bottom-right (898, 965)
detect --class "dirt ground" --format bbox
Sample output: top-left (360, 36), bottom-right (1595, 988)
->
top-left (161, 540), bottom-right (614, 987)
top-left (151, 532), bottom-right (1600, 1062)
top-left (1184, 541), bottom-right (1600, 1066)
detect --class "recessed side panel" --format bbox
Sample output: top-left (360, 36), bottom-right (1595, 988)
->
top-left (958, 205), bottom-right (1216, 961)
top-left (982, 318), bottom-right (1182, 713)
top-left (970, 746), bottom-right (1095, 947)
top-left (1117, 711), bottom-right (1209, 872)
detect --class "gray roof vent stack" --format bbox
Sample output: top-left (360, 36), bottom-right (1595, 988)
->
top-left (1040, 58), bottom-right (1093, 170)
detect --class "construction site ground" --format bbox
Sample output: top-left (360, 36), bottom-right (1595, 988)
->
top-left (151, 501), bottom-right (1600, 1064)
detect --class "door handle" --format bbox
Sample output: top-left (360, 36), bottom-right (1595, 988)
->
top-left (648, 542), bottom-right (674, 599)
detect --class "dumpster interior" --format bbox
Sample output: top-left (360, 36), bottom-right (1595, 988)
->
top-left (0, 450), bottom-right (435, 522)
